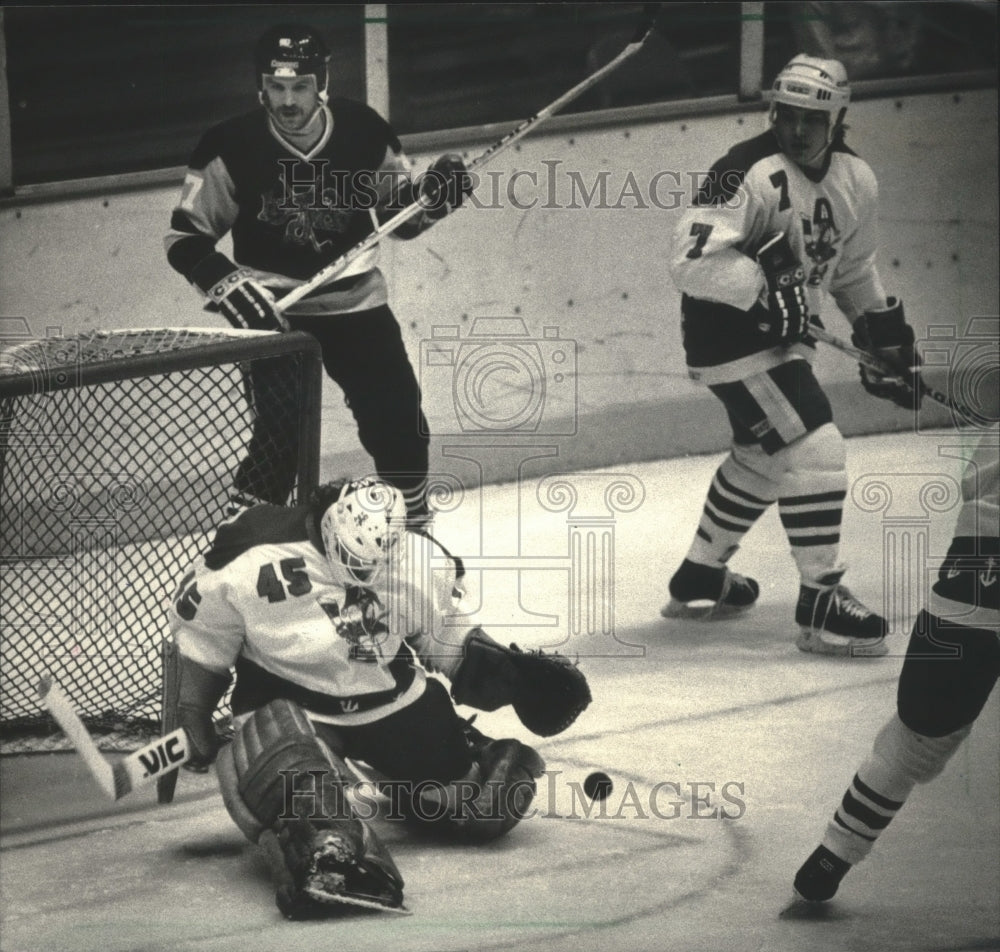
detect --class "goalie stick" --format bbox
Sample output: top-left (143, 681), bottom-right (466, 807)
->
top-left (37, 674), bottom-right (191, 801)
top-left (808, 323), bottom-right (977, 421)
top-left (275, 5), bottom-right (664, 313)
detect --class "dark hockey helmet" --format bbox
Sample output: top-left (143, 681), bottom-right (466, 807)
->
top-left (254, 23), bottom-right (330, 95)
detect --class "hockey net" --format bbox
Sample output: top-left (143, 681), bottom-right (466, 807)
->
top-left (0, 327), bottom-right (322, 754)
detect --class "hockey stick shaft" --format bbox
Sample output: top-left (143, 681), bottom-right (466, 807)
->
top-left (275, 11), bottom-right (660, 313)
top-left (38, 675), bottom-right (191, 801)
top-left (808, 324), bottom-right (972, 418)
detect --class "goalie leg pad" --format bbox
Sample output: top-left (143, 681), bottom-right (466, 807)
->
top-left (217, 698), bottom-right (353, 842)
top-left (391, 720), bottom-right (546, 844)
top-left (460, 735), bottom-right (546, 843)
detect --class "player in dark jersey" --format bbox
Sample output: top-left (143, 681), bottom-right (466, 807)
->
top-left (165, 23), bottom-right (473, 526)
top-left (659, 54), bottom-right (923, 656)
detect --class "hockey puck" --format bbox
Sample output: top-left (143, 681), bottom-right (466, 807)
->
top-left (583, 771), bottom-right (613, 801)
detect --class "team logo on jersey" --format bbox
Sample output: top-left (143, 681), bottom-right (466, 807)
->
top-left (259, 187), bottom-right (353, 252)
top-left (318, 586), bottom-right (389, 663)
top-left (801, 197), bottom-right (841, 287)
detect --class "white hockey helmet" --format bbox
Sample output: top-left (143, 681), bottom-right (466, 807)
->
top-left (320, 477), bottom-right (406, 586)
top-left (770, 54), bottom-right (850, 122)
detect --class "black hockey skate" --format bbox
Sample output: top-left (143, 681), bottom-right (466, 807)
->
top-left (795, 571), bottom-right (887, 657)
top-left (660, 558), bottom-right (760, 620)
top-left (261, 816), bottom-right (406, 919)
top-left (793, 845), bottom-right (852, 902)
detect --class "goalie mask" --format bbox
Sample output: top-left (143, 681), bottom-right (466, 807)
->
top-left (770, 55), bottom-right (850, 163)
top-left (319, 478), bottom-right (406, 586)
top-left (254, 23), bottom-right (331, 103)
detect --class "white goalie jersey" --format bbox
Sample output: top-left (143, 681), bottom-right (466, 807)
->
top-left (168, 505), bottom-right (466, 726)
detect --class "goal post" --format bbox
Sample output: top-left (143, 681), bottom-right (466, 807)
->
top-left (0, 327), bottom-right (323, 754)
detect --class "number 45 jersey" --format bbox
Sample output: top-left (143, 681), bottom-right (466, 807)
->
top-left (168, 504), bottom-right (464, 726)
top-left (669, 129), bottom-right (889, 385)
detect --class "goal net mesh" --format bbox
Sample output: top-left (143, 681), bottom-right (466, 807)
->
top-left (0, 327), bottom-right (322, 753)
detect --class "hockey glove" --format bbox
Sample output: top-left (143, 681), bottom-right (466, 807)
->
top-left (416, 153), bottom-right (473, 221)
top-left (175, 653), bottom-right (231, 770)
top-left (756, 232), bottom-right (809, 343)
top-left (449, 628), bottom-right (592, 737)
top-left (851, 297), bottom-right (923, 410)
top-left (190, 252), bottom-right (288, 332)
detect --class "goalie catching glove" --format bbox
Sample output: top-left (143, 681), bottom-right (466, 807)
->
top-left (851, 297), bottom-right (922, 410)
top-left (449, 628), bottom-right (592, 737)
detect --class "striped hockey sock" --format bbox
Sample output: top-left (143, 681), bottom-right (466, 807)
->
top-left (685, 461), bottom-right (774, 567)
top-left (824, 771), bottom-right (906, 864)
top-left (778, 489), bottom-right (846, 580)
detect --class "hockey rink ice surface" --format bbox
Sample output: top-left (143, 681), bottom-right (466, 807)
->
top-left (1, 430), bottom-right (997, 952)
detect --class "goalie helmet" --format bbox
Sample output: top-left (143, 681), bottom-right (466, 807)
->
top-left (254, 23), bottom-right (331, 101)
top-left (770, 54), bottom-right (850, 123)
top-left (319, 478), bottom-right (406, 586)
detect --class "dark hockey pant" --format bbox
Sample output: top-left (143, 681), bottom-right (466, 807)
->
top-left (232, 305), bottom-right (430, 515)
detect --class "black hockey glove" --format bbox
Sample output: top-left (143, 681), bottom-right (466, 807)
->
top-left (191, 252), bottom-right (288, 332)
top-left (756, 232), bottom-right (809, 344)
top-left (852, 297), bottom-right (923, 410)
top-left (416, 153), bottom-right (474, 221)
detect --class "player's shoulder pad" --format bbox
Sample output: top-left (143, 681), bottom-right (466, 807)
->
top-left (829, 140), bottom-right (878, 193)
top-left (696, 131), bottom-right (781, 206)
top-left (328, 96), bottom-right (402, 154)
top-left (205, 504), bottom-right (312, 570)
top-left (187, 110), bottom-right (265, 171)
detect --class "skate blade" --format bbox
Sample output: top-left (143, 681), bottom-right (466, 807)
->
top-left (796, 630), bottom-right (888, 657)
top-left (304, 885), bottom-right (411, 915)
top-left (778, 892), bottom-right (849, 920)
top-left (660, 598), bottom-right (754, 621)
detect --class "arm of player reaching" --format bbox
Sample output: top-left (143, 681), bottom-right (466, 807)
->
top-left (826, 164), bottom-right (887, 323)
top-left (668, 164), bottom-right (769, 311)
top-left (165, 145), bottom-right (287, 332)
top-left (826, 169), bottom-right (921, 409)
top-left (369, 145), bottom-right (474, 240)
top-left (168, 561), bottom-right (243, 767)
top-left (398, 534), bottom-right (591, 736)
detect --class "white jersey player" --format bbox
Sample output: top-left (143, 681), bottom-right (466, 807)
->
top-left (794, 395), bottom-right (999, 902)
top-left (167, 477), bottom-right (557, 917)
top-left (660, 54), bottom-right (923, 656)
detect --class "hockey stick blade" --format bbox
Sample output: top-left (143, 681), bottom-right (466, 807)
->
top-left (111, 728), bottom-right (192, 800)
top-left (276, 11), bottom-right (655, 314)
top-left (808, 323), bottom-right (976, 420)
top-left (37, 675), bottom-right (116, 799)
top-left (37, 674), bottom-right (191, 801)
